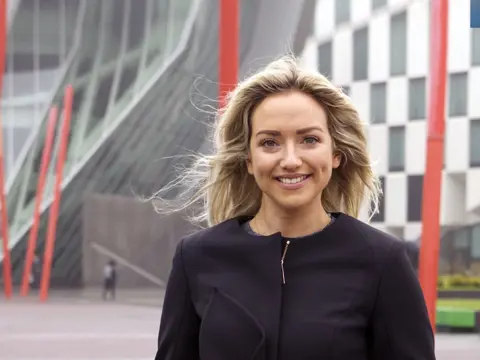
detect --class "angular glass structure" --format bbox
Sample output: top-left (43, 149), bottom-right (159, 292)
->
top-left (1, 0), bottom-right (316, 287)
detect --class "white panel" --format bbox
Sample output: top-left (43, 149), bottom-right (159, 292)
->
top-left (387, 77), bottom-right (407, 125)
top-left (447, 0), bottom-right (470, 72)
top-left (315, 0), bottom-right (335, 39)
top-left (351, 0), bottom-right (372, 25)
top-left (407, 0), bottom-right (429, 77)
top-left (445, 117), bottom-right (469, 172)
top-left (385, 173), bottom-right (407, 225)
top-left (404, 223), bottom-right (422, 241)
top-left (332, 27), bottom-right (353, 85)
top-left (388, 0), bottom-right (410, 11)
top-left (300, 37), bottom-right (319, 72)
top-left (368, 125), bottom-right (388, 175)
top-left (466, 169), bottom-right (480, 212)
top-left (368, 12), bottom-right (389, 82)
top-left (405, 121), bottom-right (426, 174)
top-left (441, 173), bottom-right (467, 225)
top-left (350, 81), bottom-right (370, 123)
top-left (468, 68), bottom-right (480, 118)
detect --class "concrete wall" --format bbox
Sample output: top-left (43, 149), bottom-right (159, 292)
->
top-left (82, 193), bottom-right (196, 288)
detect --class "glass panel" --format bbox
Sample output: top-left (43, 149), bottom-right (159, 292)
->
top-left (407, 175), bottom-right (423, 222)
top-left (372, 0), bottom-right (387, 10)
top-left (318, 42), bottom-right (332, 78)
top-left (470, 120), bottom-right (480, 166)
top-left (126, 0), bottom-right (148, 51)
top-left (409, 77), bottom-right (426, 120)
top-left (472, 225), bottom-right (480, 259)
top-left (371, 176), bottom-right (385, 222)
top-left (390, 12), bottom-right (407, 76)
top-left (146, 0), bottom-right (170, 67)
top-left (370, 82), bottom-right (386, 124)
top-left (335, 0), bottom-right (350, 26)
top-left (448, 72), bottom-right (467, 117)
top-left (353, 27), bottom-right (368, 81)
top-left (389, 126), bottom-right (405, 171)
top-left (472, 29), bottom-right (480, 66)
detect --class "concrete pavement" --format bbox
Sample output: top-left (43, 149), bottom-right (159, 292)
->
top-left (0, 288), bottom-right (479, 359)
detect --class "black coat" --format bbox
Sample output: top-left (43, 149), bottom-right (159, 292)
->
top-left (155, 213), bottom-right (435, 360)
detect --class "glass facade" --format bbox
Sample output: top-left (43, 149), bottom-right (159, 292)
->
top-left (1, 0), bottom-right (195, 266)
top-left (4, 0), bottom-right (193, 234)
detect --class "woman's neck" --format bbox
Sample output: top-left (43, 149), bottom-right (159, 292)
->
top-left (250, 200), bottom-right (332, 238)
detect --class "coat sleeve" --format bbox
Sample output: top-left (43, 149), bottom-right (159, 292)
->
top-left (369, 243), bottom-right (436, 360)
top-left (155, 239), bottom-right (200, 360)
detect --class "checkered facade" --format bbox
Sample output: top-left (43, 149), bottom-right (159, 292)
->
top-left (301, 0), bottom-right (480, 241)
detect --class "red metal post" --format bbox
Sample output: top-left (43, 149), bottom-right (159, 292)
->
top-left (21, 107), bottom-right (58, 296)
top-left (219, 0), bottom-right (239, 107)
top-left (0, 0), bottom-right (12, 300)
top-left (39, 85), bottom-right (73, 301)
top-left (418, 0), bottom-right (449, 330)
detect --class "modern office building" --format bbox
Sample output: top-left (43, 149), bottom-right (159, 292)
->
top-left (301, 0), bottom-right (480, 274)
top-left (0, 0), bottom-right (316, 287)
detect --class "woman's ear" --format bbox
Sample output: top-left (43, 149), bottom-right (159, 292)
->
top-left (332, 152), bottom-right (342, 169)
top-left (246, 154), bottom-right (253, 175)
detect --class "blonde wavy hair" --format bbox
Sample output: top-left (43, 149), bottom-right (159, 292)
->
top-left (154, 55), bottom-right (381, 227)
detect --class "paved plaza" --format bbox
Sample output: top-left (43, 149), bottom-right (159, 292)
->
top-left (0, 288), bottom-right (479, 359)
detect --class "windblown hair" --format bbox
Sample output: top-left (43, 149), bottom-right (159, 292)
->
top-left (153, 55), bottom-right (381, 227)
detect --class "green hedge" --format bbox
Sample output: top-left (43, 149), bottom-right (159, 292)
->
top-left (437, 275), bottom-right (480, 290)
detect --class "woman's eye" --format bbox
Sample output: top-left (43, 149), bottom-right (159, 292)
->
top-left (303, 136), bottom-right (319, 144)
top-left (261, 139), bottom-right (277, 147)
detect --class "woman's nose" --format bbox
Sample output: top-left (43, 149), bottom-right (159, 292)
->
top-left (280, 145), bottom-right (302, 169)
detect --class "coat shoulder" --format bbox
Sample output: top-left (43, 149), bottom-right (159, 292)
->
top-left (340, 214), bottom-right (408, 264)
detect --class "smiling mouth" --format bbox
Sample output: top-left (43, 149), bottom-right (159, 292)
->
top-left (276, 175), bottom-right (310, 184)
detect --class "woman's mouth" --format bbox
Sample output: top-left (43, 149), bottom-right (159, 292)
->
top-left (275, 175), bottom-right (311, 189)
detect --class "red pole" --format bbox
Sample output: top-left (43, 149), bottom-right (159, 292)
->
top-left (0, 0), bottom-right (12, 300)
top-left (20, 107), bottom-right (58, 296)
top-left (219, 0), bottom-right (239, 108)
top-left (418, 0), bottom-right (449, 330)
top-left (39, 85), bottom-right (73, 302)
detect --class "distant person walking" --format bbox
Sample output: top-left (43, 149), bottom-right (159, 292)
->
top-left (30, 253), bottom-right (41, 288)
top-left (102, 260), bottom-right (117, 300)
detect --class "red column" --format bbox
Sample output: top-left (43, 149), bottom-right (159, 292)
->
top-left (219, 0), bottom-right (239, 108)
top-left (39, 85), bottom-right (74, 302)
top-left (0, 0), bottom-right (12, 300)
top-left (21, 107), bottom-right (58, 296)
top-left (418, 0), bottom-right (449, 330)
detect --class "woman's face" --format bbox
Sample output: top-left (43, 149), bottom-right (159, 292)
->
top-left (247, 90), bottom-right (341, 212)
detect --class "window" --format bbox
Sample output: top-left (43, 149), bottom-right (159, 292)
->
top-left (372, 0), bottom-right (387, 10)
top-left (371, 82), bottom-right (387, 124)
top-left (353, 26), bottom-right (369, 81)
top-left (318, 42), bottom-right (332, 78)
top-left (472, 29), bottom-right (480, 66)
top-left (409, 77), bottom-right (426, 120)
top-left (390, 12), bottom-right (407, 76)
top-left (472, 225), bottom-right (480, 259)
top-left (341, 85), bottom-right (350, 96)
top-left (335, 0), bottom-right (350, 26)
top-left (389, 126), bottom-right (405, 171)
top-left (407, 175), bottom-right (424, 221)
top-left (470, 120), bottom-right (480, 167)
top-left (448, 72), bottom-right (468, 117)
top-left (371, 176), bottom-right (385, 222)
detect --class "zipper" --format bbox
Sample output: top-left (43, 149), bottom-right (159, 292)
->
top-left (281, 240), bottom-right (290, 285)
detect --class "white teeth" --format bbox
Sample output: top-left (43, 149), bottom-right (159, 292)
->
top-left (278, 176), bottom-right (307, 184)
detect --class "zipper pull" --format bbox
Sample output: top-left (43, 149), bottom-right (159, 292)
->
top-left (281, 240), bottom-right (290, 285)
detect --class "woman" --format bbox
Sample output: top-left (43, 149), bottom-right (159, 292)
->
top-left (154, 56), bottom-right (435, 360)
